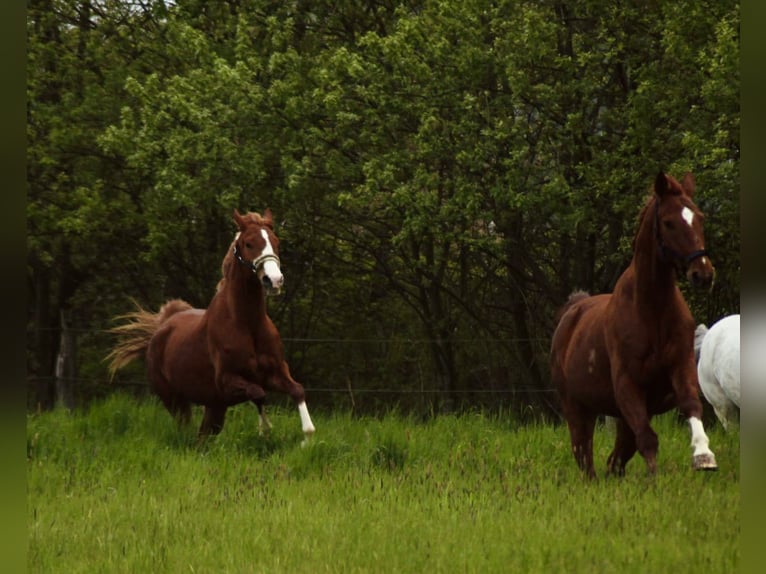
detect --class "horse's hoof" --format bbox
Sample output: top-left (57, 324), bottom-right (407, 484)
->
top-left (693, 453), bottom-right (718, 471)
top-left (300, 432), bottom-right (314, 448)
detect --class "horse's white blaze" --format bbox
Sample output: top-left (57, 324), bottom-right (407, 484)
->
top-left (688, 416), bottom-right (713, 457)
top-left (259, 229), bottom-right (284, 288)
top-left (298, 401), bottom-right (315, 434)
top-left (681, 206), bottom-right (694, 227)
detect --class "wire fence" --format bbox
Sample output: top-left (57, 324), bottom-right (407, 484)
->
top-left (28, 374), bottom-right (557, 395)
top-left (28, 327), bottom-right (559, 418)
top-left (31, 325), bottom-right (549, 345)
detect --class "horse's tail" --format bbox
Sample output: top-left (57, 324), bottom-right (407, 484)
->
top-left (555, 290), bottom-right (590, 324)
top-left (106, 298), bottom-right (193, 380)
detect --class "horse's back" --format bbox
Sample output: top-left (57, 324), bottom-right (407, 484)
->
top-left (700, 314), bottom-right (740, 407)
top-left (154, 308), bottom-right (205, 345)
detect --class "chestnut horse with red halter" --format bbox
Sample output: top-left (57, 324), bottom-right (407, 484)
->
top-left (550, 172), bottom-right (716, 478)
top-left (107, 209), bottom-right (315, 442)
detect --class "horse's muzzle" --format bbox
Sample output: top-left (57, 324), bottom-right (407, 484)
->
top-left (687, 259), bottom-right (714, 289)
top-left (260, 274), bottom-right (283, 295)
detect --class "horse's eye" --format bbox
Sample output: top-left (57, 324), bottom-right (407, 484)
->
top-left (245, 243), bottom-right (252, 249)
top-left (663, 221), bottom-right (675, 230)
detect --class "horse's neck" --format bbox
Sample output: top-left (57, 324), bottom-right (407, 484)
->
top-left (225, 270), bottom-right (268, 324)
top-left (627, 214), bottom-right (678, 312)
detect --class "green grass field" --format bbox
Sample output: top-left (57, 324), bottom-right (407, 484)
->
top-left (27, 394), bottom-right (739, 573)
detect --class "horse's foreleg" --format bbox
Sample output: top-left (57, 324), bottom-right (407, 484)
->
top-left (252, 398), bottom-right (273, 435)
top-left (614, 374), bottom-right (658, 474)
top-left (275, 362), bottom-right (315, 443)
top-left (217, 371), bottom-right (270, 436)
top-left (674, 363), bottom-right (718, 470)
top-left (687, 416), bottom-right (717, 470)
top-left (606, 418), bottom-right (637, 476)
top-left (286, 382), bottom-right (316, 443)
top-left (297, 401), bottom-right (315, 445)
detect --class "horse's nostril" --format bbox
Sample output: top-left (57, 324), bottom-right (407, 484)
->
top-left (262, 276), bottom-right (273, 289)
top-left (689, 268), bottom-right (713, 289)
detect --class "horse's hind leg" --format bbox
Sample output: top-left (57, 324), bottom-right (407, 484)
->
top-left (714, 399), bottom-right (739, 431)
top-left (172, 399), bottom-right (192, 427)
top-left (198, 406), bottom-right (227, 440)
top-left (147, 356), bottom-right (192, 427)
top-left (562, 402), bottom-right (597, 479)
top-left (606, 418), bottom-right (637, 476)
top-left (157, 393), bottom-right (192, 427)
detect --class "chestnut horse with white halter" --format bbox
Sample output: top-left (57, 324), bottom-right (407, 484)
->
top-left (550, 172), bottom-right (716, 478)
top-left (108, 209), bottom-right (315, 441)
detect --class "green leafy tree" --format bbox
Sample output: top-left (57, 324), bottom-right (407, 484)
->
top-left (28, 0), bottom-right (174, 407)
top-left (27, 0), bottom-right (739, 416)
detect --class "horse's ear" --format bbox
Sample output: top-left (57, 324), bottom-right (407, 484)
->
top-left (681, 172), bottom-right (696, 197)
top-left (263, 208), bottom-right (274, 229)
top-left (233, 209), bottom-right (247, 231)
top-left (654, 171), bottom-right (669, 197)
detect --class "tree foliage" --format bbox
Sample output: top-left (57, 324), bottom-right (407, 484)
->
top-left (27, 0), bottom-right (740, 417)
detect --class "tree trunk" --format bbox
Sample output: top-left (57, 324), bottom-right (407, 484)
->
top-left (55, 310), bottom-right (77, 411)
top-left (31, 266), bottom-right (56, 411)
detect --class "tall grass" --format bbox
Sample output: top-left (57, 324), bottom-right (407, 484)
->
top-left (27, 394), bottom-right (739, 573)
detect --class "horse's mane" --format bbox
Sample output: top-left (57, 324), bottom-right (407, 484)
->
top-left (631, 177), bottom-right (685, 251)
top-left (631, 195), bottom-right (654, 252)
top-left (216, 211), bottom-right (267, 292)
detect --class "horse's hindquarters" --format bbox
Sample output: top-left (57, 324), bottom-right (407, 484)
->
top-left (551, 295), bottom-right (616, 412)
top-left (698, 315), bottom-right (740, 429)
top-left (146, 310), bottom-right (216, 404)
